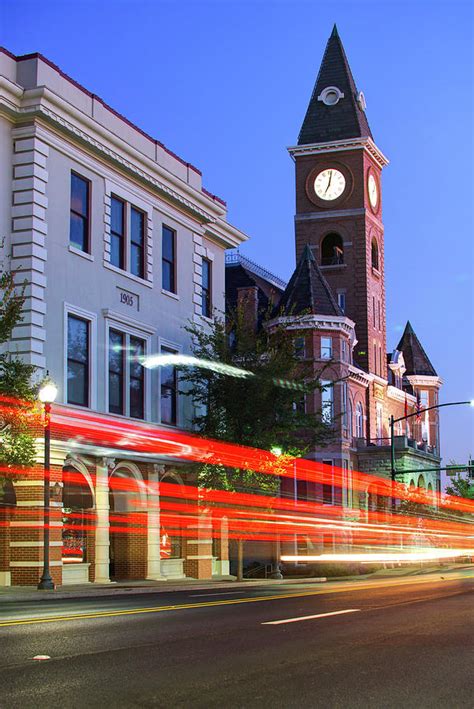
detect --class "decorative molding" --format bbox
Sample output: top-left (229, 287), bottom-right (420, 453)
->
top-left (406, 375), bottom-right (443, 387)
top-left (288, 136), bottom-right (389, 168)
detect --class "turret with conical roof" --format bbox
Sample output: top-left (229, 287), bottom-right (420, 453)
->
top-left (396, 321), bottom-right (437, 377)
top-left (298, 25), bottom-right (372, 145)
top-left (277, 244), bottom-right (342, 317)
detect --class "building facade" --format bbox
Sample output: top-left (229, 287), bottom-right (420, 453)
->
top-left (0, 47), bottom-right (247, 586)
top-left (226, 26), bottom-right (442, 522)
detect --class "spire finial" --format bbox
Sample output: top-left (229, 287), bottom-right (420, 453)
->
top-left (331, 23), bottom-right (339, 38)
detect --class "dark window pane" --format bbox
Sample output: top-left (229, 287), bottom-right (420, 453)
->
top-left (109, 330), bottom-right (124, 414)
top-left (129, 337), bottom-right (145, 419)
top-left (110, 197), bottom-right (125, 269)
top-left (162, 227), bottom-right (174, 261)
top-left (131, 208), bottom-right (144, 246)
top-left (67, 316), bottom-right (89, 407)
top-left (70, 174), bottom-right (89, 252)
top-left (202, 258), bottom-right (211, 317)
top-left (131, 243), bottom-right (143, 278)
top-left (110, 234), bottom-right (124, 270)
top-left (111, 197), bottom-right (124, 235)
top-left (162, 260), bottom-right (174, 293)
top-left (161, 347), bottom-right (177, 425)
top-left (130, 377), bottom-right (144, 419)
top-left (71, 174), bottom-right (88, 217)
top-left (70, 213), bottom-right (86, 251)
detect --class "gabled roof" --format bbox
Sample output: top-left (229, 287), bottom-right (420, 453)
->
top-left (298, 24), bottom-right (373, 145)
top-left (396, 322), bottom-right (438, 377)
top-left (276, 245), bottom-right (342, 317)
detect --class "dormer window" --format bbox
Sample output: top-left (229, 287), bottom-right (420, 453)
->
top-left (321, 233), bottom-right (344, 266)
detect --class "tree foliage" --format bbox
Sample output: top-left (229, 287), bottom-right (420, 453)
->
top-left (180, 305), bottom-right (333, 493)
top-left (0, 255), bottom-right (38, 471)
top-left (445, 473), bottom-right (474, 500)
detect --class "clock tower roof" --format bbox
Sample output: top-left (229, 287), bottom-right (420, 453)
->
top-left (298, 25), bottom-right (373, 145)
top-left (396, 321), bottom-right (438, 377)
top-left (277, 244), bottom-right (342, 318)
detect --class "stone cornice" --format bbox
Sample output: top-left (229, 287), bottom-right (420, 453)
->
top-left (387, 385), bottom-right (416, 404)
top-left (287, 136), bottom-right (389, 169)
top-left (268, 314), bottom-right (356, 340)
top-left (406, 375), bottom-right (443, 388)
top-left (1, 84), bottom-right (248, 247)
top-left (348, 364), bottom-right (372, 387)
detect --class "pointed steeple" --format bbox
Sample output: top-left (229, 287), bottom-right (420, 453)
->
top-left (298, 26), bottom-right (372, 145)
top-left (396, 321), bottom-right (437, 377)
top-left (277, 245), bottom-right (342, 317)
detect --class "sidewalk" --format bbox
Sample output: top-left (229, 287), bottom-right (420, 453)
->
top-left (0, 564), bottom-right (472, 603)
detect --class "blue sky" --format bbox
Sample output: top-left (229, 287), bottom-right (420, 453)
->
top-left (2, 0), bottom-right (473, 466)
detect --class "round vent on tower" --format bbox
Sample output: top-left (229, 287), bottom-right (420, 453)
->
top-left (317, 86), bottom-right (344, 106)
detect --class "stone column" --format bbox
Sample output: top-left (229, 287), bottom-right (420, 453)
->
top-left (94, 458), bottom-right (112, 584)
top-left (146, 464), bottom-right (165, 580)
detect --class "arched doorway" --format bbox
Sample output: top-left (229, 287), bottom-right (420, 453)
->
top-left (62, 463), bottom-right (94, 584)
top-left (160, 472), bottom-right (186, 579)
top-left (109, 464), bottom-right (147, 580)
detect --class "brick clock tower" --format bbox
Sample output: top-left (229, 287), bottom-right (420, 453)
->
top-left (289, 25), bottom-right (389, 379)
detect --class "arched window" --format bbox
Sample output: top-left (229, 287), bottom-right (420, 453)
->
top-left (355, 402), bottom-right (364, 439)
top-left (417, 475), bottom-right (426, 489)
top-left (321, 233), bottom-right (344, 266)
top-left (371, 239), bottom-right (379, 270)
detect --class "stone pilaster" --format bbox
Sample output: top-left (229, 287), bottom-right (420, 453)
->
top-left (184, 515), bottom-right (213, 579)
top-left (94, 457), bottom-right (112, 583)
top-left (10, 126), bottom-right (49, 370)
top-left (146, 464), bottom-right (165, 580)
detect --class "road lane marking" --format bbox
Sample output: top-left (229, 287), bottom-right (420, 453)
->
top-left (262, 608), bottom-right (361, 625)
top-left (0, 575), bottom-right (471, 628)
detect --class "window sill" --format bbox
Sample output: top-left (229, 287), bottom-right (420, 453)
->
top-left (161, 289), bottom-right (180, 301)
top-left (69, 245), bottom-right (94, 262)
top-left (104, 261), bottom-right (153, 288)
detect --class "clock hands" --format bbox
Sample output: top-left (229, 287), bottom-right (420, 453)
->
top-left (325, 170), bottom-right (333, 194)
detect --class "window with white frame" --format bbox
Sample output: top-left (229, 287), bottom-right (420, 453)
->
top-left (321, 336), bottom-right (332, 359)
top-left (355, 402), bottom-right (364, 439)
top-left (160, 345), bottom-right (179, 425)
top-left (108, 329), bottom-right (146, 419)
top-left (110, 195), bottom-right (146, 278)
top-left (70, 172), bottom-right (90, 253)
top-left (321, 380), bottom-right (334, 423)
top-left (342, 382), bottom-right (349, 433)
top-left (67, 314), bottom-right (90, 407)
top-left (341, 339), bottom-right (348, 362)
top-left (420, 390), bottom-right (429, 443)
top-left (376, 402), bottom-right (384, 442)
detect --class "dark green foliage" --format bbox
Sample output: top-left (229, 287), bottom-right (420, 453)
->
top-left (180, 305), bottom-right (333, 493)
top-left (0, 254), bottom-right (38, 471)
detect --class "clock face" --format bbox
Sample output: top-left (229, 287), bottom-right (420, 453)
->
top-left (314, 168), bottom-right (346, 201)
top-left (368, 173), bottom-right (378, 208)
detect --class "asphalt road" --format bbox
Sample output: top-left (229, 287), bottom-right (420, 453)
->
top-left (1, 573), bottom-right (473, 708)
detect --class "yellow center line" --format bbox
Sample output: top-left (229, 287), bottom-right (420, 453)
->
top-left (0, 574), bottom-right (470, 628)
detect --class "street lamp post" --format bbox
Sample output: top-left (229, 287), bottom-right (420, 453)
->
top-left (390, 400), bottom-right (474, 483)
top-left (37, 376), bottom-right (58, 591)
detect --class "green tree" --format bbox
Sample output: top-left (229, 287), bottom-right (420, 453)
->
top-left (445, 472), bottom-right (474, 500)
top-left (0, 256), bottom-right (38, 475)
top-left (180, 306), bottom-right (334, 578)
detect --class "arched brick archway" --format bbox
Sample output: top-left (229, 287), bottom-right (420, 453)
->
top-left (108, 462), bottom-right (147, 580)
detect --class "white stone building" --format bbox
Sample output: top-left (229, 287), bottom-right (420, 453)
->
top-left (0, 47), bottom-right (247, 586)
